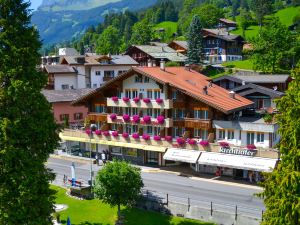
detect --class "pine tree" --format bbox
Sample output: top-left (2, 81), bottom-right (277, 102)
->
top-left (258, 65), bottom-right (300, 225)
top-left (0, 1), bottom-right (59, 224)
top-left (186, 15), bottom-right (203, 65)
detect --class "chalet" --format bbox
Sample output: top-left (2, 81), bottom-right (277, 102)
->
top-left (218, 18), bottom-right (237, 31)
top-left (59, 65), bottom-right (279, 178)
top-left (168, 41), bottom-right (188, 55)
top-left (125, 45), bottom-right (187, 66)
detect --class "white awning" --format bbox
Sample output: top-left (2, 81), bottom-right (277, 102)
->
top-left (198, 152), bottom-right (277, 172)
top-left (163, 148), bottom-right (202, 164)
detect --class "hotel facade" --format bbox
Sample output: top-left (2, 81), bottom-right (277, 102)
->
top-left (60, 65), bottom-right (280, 179)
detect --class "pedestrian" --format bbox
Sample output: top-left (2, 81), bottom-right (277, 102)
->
top-left (249, 171), bottom-right (253, 183)
top-left (63, 174), bottom-right (66, 185)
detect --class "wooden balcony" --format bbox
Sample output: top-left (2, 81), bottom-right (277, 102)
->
top-left (88, 113), bottom-right (107, 122)
top-left (107, 98), bottom-right (173, 109)
top-left (60, 129), bottom-right (279, 159)
top-left (103, 76), bottom-right (114, 82)
top-left (107, 115), bottom-right (173, 128)
top-left (173, 118), bottom-right (212, 129)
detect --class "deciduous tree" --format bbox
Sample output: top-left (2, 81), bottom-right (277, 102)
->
top-left (130, 20), bottom-right (153, 45)
top-left (96, 25), bottom-right (121, 54)
top-left (0, 0), bottom-right (59, 224)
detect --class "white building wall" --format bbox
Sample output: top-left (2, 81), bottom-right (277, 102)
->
top-left (54, 74), bottom-right (78, 90)
top-left (122, 74), bottom-right (166, 99)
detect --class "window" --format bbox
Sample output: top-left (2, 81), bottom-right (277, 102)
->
top-left (154, 90), bottom-right (160, 99)
top-left (111, 124), bottom-right (117, 131)
top-left (95, 71), bottom-right (101, 76)
top-left (154, 127), bottom-right (161, 136)
top-left (194, 110), bottom-right (208, 119)
top-left (147, 89), bottom-right (153, 99)
top-left (202, 129), bottom-right (208, 140)
top-left (194, 129), bottom-right (201, 137)
top-left (247, 132), bottom-right (255, 145)
top-left (132, 125), bottom-right (138, 133)
top-left (60, 114), bottom-right (69, 121)
top-left (93, 84), bottom-right (97, 88)
top-left (112, 107), bottom-right (119, 114)
top-left (177, 109), bottom-right (185, 118)
top-left (172, 91), bottom-right (177, 100)
top-left (147, 126), bottom-right (153, 135)
top-left (118, 70), bottom-right (127, 75)
top-left (74, 113), bottom-right (83, 120)
top-left (125, 108), bottom-right (131, 115)
top-left (257, 133), bottom-right (264, 143)
top-left (153, 109), bottom-right (161, 118)
top-left (194, 129), bottom-right (208, 139)
top-left (263, 99), bottom-right (271, 108)
top-left (125, 89), bottom-right (131, 98)
top-left (218, 130), bottom-right (225, 139)
top-left (104, 71), bottom-right (114, 78)
top-left (144, 77), bottom-right (150, 83)
top-left (173, 127), bottom-right (179, 137)
top-left (132, 108), bottom-right (138, 115)
top-left (125, 125), bottom-right (132, 134)
top-left (135, 75), bottom-right (142, 83)
top-left (227, 130), bottom-right (234, 140)
top-left (132, 90), bottom-right (138, 98)
top-left (146, 109), bottom-right (153, 116)
top-left (61, 84), bottom-right (69, 89)
top-left (95, 104), bottom-right (106, 113)
top-left (179, 127), bottom-right (185, 136)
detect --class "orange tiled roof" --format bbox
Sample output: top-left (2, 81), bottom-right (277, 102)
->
top-left (135, 67), bottom-right (253, 114)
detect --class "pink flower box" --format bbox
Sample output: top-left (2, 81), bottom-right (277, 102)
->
top-left (110, 113), bottom-right (117, 120)
top-left (122, 133), bottom-right (129, 138)
top-left (164, 136), bottom-right (172, 141)
top-left (188, 139), bottom-right (196, 145)
top-left (132, 133), bottom-right (140, 139)
top-left (247, 144), bottom-right (256, 150)
top-left (85, 129), bottom-right (91, 135)
top-left (122, 97), bottom-right (130, 102)
top-left (143, 98), bottom-right (151, 103)
top-left (133, 97), bottom-right (140, 103)
top-left (95, 130), bottom-right (101, 135)
top-left (111, 96), bottom-right (119, 102)
top-left (102, 131), bottom-right (110, 136)
top-left (156, 98), bottom-right (163, 104)
top-left (143, 116), bottom-right (151, 123)
top-left (123, 114), bottom-right (130, 121)
top-left (176, 138), bottom-right (185, 145)
top-left (132, 115), bottom-right (140, 123)
top-left (154, 135), bottom-right (161, 141)
top-left (156, 115), bottom-right (165, 124)
top-left (200, 140), bottom-right (209, 147)
top-left (112, 131), bottom-right (119, 137)
top-left (142, 134), bottom-right (150, 141)
top-left (219, 142), bottom-right (229, 148)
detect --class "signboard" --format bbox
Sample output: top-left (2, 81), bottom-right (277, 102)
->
top-left (220, 147), bottom-right (257, 157)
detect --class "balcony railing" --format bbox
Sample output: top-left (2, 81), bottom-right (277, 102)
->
top-left (60, 129), bottom-right (279, 159)
top-left (107, 115), bottom-right (173, 128)
top-left (173, 118), bottom-right (212, 129)
top-left (107, 98), bottom-right (173, 109)
top-left (88, 113), bottom-right (107, 122)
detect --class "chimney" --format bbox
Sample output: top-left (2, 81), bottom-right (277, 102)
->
top-left (208, 81), bottom-right (213, 88)
top-left (160, 60), bottom-right (165, 71)
top-left (229, 91), bottom-right (235, 99)
top-left (202, 86), bottom-right (208, 95)
top-left (147, 59), bottom-right (152, 67)
top-left (185, 64), bottom-right (190, 71)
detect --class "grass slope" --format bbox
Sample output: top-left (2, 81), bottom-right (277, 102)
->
top-left (154, 21), bottom-right (178, 41)
top-left (231, 6), bottom-right (300, 39)
top-left (52, 185), bottom-right (215, 225)
top-left (222, 59), bottom-right (254, 70)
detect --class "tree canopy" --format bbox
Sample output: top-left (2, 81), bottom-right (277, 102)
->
top-left (94, 160), bottom-right (144, 219)
top-left (0, 0), bottom-right (59, 224)
top-left (259, 65), bottom-right (300, 225)
top-left (96, 25), bottom-right (121, 54)
top-left (130, 20), bottom-right (154, 45)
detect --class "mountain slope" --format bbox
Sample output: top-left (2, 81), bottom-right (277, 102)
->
top-left (32, 0), bottom-right (157, 45)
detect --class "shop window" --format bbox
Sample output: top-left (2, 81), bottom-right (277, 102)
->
top-left (218, 130), bottom-right (225, 139)
top-left (257, 133), bottom-right (264, 143)
top-left (147, 151), bottom-right (158, 163)
top-left (125, 148), bottom-right (137, 157)
top-left (112, 147), bottom-right (122, 154)
top-left (227, 130), bottom-right (234, 140)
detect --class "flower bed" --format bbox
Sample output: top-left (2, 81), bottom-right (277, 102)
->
top-left (156, 98), bottom-right (163, 104)
top-left (132, 133), bottom-right (140, 139)
top-left (143, 98), bottom-right (151, 104)
top-left (95, 130), bottom-right (101, 135)
top-left (187, 139), bottom-right (196, 145)
top-left (112, 131), bottom-right (119, 137)
top-left (164, 136), bottom-right (172, 141)
top-left (133, 97), bottom-right (140, 103)
top-left (132, 115), bottom-right (140, 123)
top-left (102, 131), bottom-right (110, 136)
top-left (154, 135), bottom-right (161, 141)
top-left (143, 115), bottom-right (151, 124)
top-left (199, 140), bottom-right (209, 147)
top-left (219, 142), bottom-right (229, 148)
top-left (123, 114), bottom-right (130, 122)
top-left (111, 96), bottom-right (118, 102)
top-left (122, 133), bottom-right (129, 138)
top-left (156, 115), bottom-right (165, 124)
top-left (176, 138), bottom-right (185, 145)
top-left (122, 97), bottom-right (130, 103)
top-left (142, 134), bottom-right (150, 141)
top-left (110, 113), bottom-right (117, 120)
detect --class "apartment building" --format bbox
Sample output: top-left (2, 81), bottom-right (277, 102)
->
top-left (60, 65), bottom-right (279, 179)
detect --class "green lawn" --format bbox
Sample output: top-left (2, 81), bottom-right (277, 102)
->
top-left (231, 6), bottom-right (300, 40)
top-left (52, 185), bottom-right (214, 225)
top-left (222, 59), bottom-right (254, 70)
top-left (154, 21), bottom-right (178, 41)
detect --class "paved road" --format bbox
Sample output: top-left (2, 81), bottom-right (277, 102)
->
top-left (47, 157), bottom-right (265, 218)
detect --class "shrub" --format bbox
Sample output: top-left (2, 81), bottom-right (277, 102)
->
top-left (110, 113), bottom-right (117, 120)
top-left (164, 136), bottom-right (172, 141)
top-left (219, 142), bottom-right (229, 148)
top-left (154, 135), bottom-right (161, 141)
top-left (143, 115), bottom-right (151, 123)
top-left (188, 139), bottom-right (197, 145)
top-left (156, 115), bottom-right (165, 124)
top-left (132, 115), bottom-right (140, 123)
top-left (95, 130), bottom-right (101, 135)
top-left (156, 98), bottom-right (163, 104)
top-left (122, 97), bottom-right (130, 102)
top-left (142, 134), bottom-right (150, 140)
top-left (176, 138), bottom-right (185, 145)
top-left (122, 133), bottom-right (129, 138)
top-left (143, 98), bottom-right (151, 103)
top-left (133, 97), bottom-right (140, 103)
top-left (102, 131), bottom-right (110, 136)
top-left (263, 114), bottom-right (273, 123)
top-left (111, 96), bottom-right (119, 102)
top-left (200, 140), bottom-right (209, 147)
top-left (123, 114), bottom-right (130, 121)
top-left (85, 129), bottom-right (91, 135)
top-left (247, 144), bottom-right (256, 150)
top-left (112, 131), bottom-right (119, 137)
top-left (132, 133), bottom-right (139, 139)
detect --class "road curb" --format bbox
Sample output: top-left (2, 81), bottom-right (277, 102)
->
top-left (50, 154), bottom-right (93, 164)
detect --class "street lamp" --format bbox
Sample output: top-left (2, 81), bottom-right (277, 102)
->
top-left (89, 123), bottom-right (97, 187)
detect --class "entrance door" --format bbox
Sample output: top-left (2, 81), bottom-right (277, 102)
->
top-left (147, 151), bottom-right (158, 165)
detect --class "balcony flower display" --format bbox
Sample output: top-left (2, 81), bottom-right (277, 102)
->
top-left (247, 144), bottom-right (257, 150)
top-left (132, 115), bottom-right (140, 123)
top-left (133, 97), bottom-right (140, 103)
top-left (188, 139), bottom-right (197, 145)
top-left (102, 131), bottom-right (110, 136)
top-left (122, 133), bottom-right (129, 138)
top-left (219, 142), bottom-right (229, 148)
top-left (156, 115), bottom-right (165, 124)
top-left (142, 134), bottom-right (150, 141)
top-left (110, 113), bottom-right (117, 120)
top-left (143, 98), bottom-right (151, 104)
top-left (176, 138), bottom-right (185, 145)
top-left (122, 97), bottom-right (130, 103)
top-left (85, 129), bottom-right (91, 135)
top-left (154, 135), bottom-right (161, 141)
top-left (111, 96), bottom-right (119, 102)
top-left (112, 131), bottom-right (119, 137)
top-left (95, 130), bottom-right (102, 135)
top-left (123, 114), bottom-right (130, 122)
top-left (156, 98), bottom-right (163, 104)
top-left (132, 133), bottom-right (140, 139)
top-left (200, 140), bottom-right (209, 147)
top-left (164, 136), bottom-right (172, 141)
top-left (143, 115), bottom-right (151, 124)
